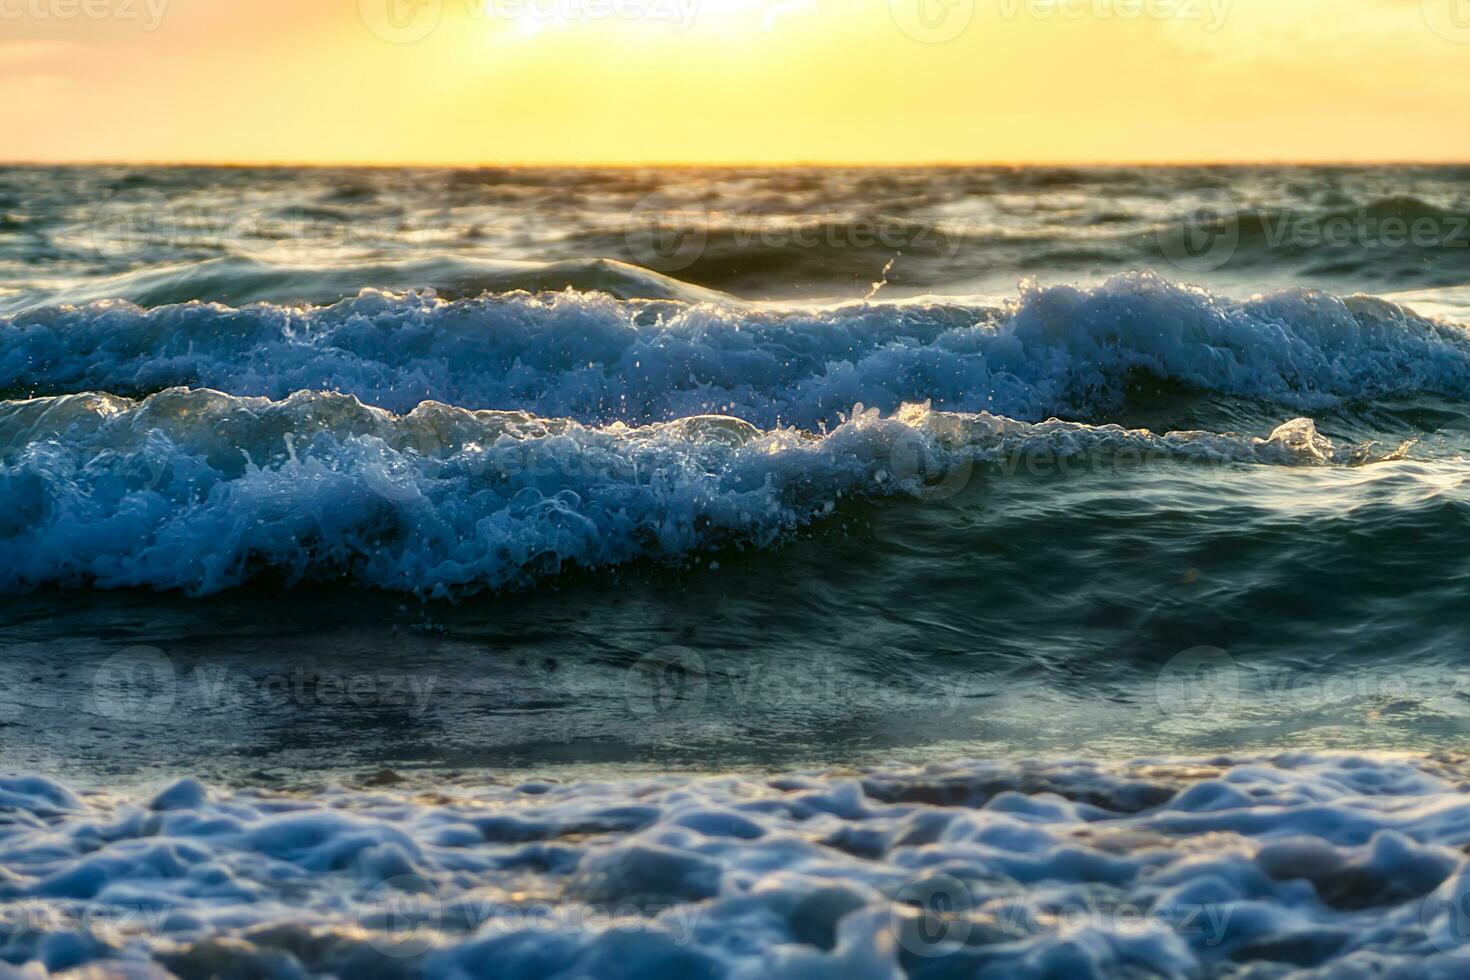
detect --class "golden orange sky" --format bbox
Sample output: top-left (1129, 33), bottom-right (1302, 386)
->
top-left (3, 0), bottom-right (1469, 164)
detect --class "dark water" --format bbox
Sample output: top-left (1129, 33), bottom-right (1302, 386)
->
top-left (5, 448), bottom-right (1470, 786)
top-left (7, 165), bottom-right (1470, 979)
top-left (2, 164), bottom-right (1470, 781)
top-left (5, 164), bottom-right (1470, 311)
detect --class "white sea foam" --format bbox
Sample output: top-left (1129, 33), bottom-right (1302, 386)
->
top-left (3, 754), bottom-right (1470, 977)
top-left (5, 273), bottom-right (1469, 426)
top-left (0, 387), bottom-right (1370, 595)
top-left (0, 273), bottom-right (1442, 595)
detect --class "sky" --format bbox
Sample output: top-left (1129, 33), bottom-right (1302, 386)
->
top-left (2, 0), bottom-right (1469, 164)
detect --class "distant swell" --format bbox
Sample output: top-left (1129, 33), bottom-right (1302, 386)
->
top-left (0, 256), bottom-right (731, 315)
top-left (5, 273), bottom-right (1470, 427)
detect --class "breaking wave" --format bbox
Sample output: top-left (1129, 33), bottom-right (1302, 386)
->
top-left (0, 388), bottom-right (1371, 596)
top-left (5, 273), bottom-right (1470, 428)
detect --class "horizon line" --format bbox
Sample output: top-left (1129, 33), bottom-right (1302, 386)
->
top-left (5, 158), bottom-right (1470, 170)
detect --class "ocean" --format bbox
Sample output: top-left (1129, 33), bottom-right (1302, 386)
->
top-left (4, 164), bottom-right (1470, 976)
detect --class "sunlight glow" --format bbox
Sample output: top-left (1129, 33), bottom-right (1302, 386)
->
top-left (2, 0), bottom-right (1468, 164)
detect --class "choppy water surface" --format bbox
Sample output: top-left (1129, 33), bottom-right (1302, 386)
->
top-left (4, 166), bottom-right (1470, 977)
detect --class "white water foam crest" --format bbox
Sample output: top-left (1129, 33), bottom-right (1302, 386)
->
top-left (4, 754), bottom-right (1470, 977)
top-left (4, 272), bottom-right (1470, 426)
top-left (0, 388), bottom-right (1371, 595)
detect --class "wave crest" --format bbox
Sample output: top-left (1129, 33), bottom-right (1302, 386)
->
top-left (0, 388), bottom-right (1378, 595)
top-left (5, 273), bottom-right (1468, 428)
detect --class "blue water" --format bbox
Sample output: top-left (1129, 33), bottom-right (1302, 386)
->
top-left (4, 165), bottom-right (1470, 977)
